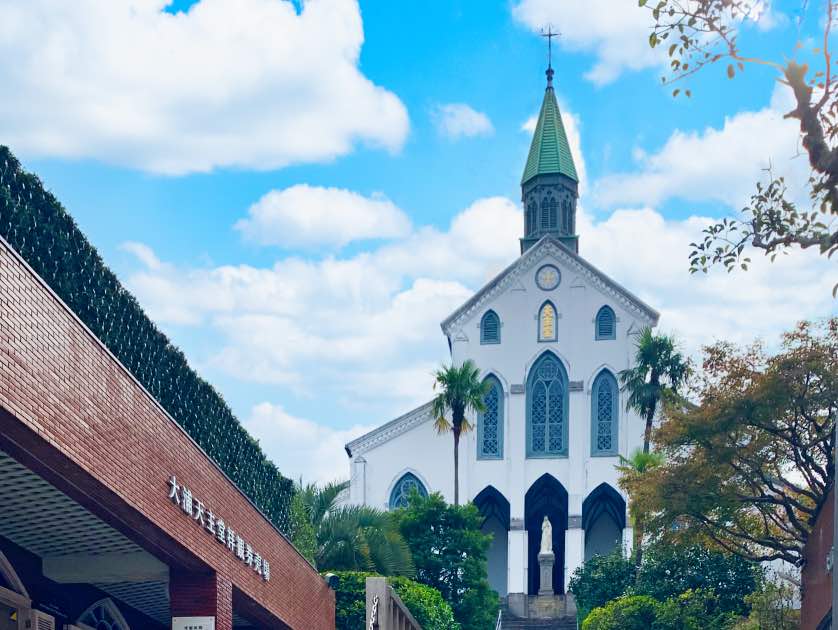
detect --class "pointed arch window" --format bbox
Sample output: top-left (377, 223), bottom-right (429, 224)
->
top-left (527, 353), bottom-right (569, 457)
top-left (478, 376), bottom-right (503, 459)
top-left (78, 598), bottom-right (130, 630)
top-left (595, 306), bottom-right (616, 340)
top-left (591, 370), bottom-right (618, 456)
top-left (389, 473), bottom-right (427, 509)
top-left (538, 301), bottom-right (557, 342)
top-left (561, 199), bottom-right (571, 233)
top-left (547, 196), bottom-right (558, 229)
top-left (527, 200), bottom-right (537, 236)
top-left (481, 310), bottom-right (501, 344)
top-left (540, 198), bottom-right (550, 231)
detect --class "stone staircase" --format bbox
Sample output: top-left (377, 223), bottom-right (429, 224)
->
top-left (499, 595), bottom-right (578, 630)
top-left (499, 610), bottom-right (577, 629)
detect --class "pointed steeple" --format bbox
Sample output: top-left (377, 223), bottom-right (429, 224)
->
top-left (520, 65), bottom-right (580, 255)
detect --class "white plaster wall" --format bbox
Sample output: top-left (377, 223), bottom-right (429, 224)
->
top-left (346, 245), bottom-right (655, 593)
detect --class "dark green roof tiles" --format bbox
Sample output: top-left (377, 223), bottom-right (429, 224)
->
top-left (522, 86), bottom-right (578, 185)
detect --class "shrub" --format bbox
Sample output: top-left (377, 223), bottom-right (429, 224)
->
top-left (655, 589), bottom-right (739, 630)
top-left (582, 595), bottom-right (660, 630)
top-left (636, 543), bottom-right (760, 617)
top-left (330, 571), bottom-right (459, 630)
top-left (568, 550), bottom-right (635, 622)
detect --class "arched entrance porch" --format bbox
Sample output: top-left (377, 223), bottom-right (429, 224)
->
top-left (525, 474), bottom-right (568, 595)
top-left (473, 486), bottom-right (511, 596)
top-left (0, 550), bottom-right (31, 630)
top-left (582, 483), bottom-right (626, 561)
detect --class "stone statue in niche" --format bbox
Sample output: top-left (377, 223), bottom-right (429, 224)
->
top-left (540, 515), bottom-right (552, 554)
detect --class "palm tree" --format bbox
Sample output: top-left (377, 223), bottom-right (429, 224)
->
top-left (294, 480), bottom-right (415, 576)
top-left (431, 359), bottom-right (490, 505)
top-left (616, 448), bottom-right (665, 570)
top-left (619, 327), bottom-right (688, 454)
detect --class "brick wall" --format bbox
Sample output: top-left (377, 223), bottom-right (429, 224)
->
top-left (802, 488), bottom-right (833, 630)
top-left (0, 239), bottom-right (334, 629)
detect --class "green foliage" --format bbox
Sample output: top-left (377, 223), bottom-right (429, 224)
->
top-left (639, 319), bottom-right (838, 565)
top-left (0, 146), bottom-right (294, 530)
top-left (568, 550), bottom-right (636, 622)
top-left (732, 573), bottom-right (800, 630)
top-left (296, 480), bottom-right (414, 576)
top-left (654, 589), bottom-right (739, 630)
top-left (396, 492), bottom-right (498, 630)
top-left (330, 571), bottom-right (459, 630)
top-left (582, 595), bottom-right (660, 630)
top-left (636, 544), bottom-right (760, 618)
top-left (289, 491), bottom-right (317, 564)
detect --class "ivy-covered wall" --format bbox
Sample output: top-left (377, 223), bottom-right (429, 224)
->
top-left (0, 146), bottom-right (293, 532)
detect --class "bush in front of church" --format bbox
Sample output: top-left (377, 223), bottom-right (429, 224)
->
top-left (329, 570), bottom-right (460, 630)
top-left (568, 550), bottom-right (636, 622)
top-left (395, 492), bottom-right (499, 630)
top-left (581, 595), bottom-right (660, 630)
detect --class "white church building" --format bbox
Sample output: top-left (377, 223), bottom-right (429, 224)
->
top-left (344, 65), bottom-right (659, 603)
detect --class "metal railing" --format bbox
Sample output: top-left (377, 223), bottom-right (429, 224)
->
top-left (495, 608), bottom-right (503, 630)
top-left (366, 576), bottom-right (423, 630)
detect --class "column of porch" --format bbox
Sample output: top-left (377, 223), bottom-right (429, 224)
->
top-left (170, 570), bottom-right (233, 630)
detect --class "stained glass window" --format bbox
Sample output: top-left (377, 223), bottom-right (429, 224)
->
top-left (478, 377), bottom-right (503, 459)
top-left (591, 371), bottom-right (618, 455)
top-left (539, 302), bottom-right (557, 342)
top-left (481, 310), bottom-right (501, 344)
top-left (389, 473), bottom-right (427, 509)
top-left (527, 353), bottom-right (568, 457)
top-left (596, 306), bottom-right (616, 340)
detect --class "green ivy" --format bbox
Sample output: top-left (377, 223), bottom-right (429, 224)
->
top-left (0, 146), bottom-right (293, 532)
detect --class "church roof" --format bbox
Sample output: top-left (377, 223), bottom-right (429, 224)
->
top-left (345, 401), bottom-right (434, 458)
top-left (440, 235), bottom-right (660, 336)
top-left (521, 80), bottom-right (578, 185)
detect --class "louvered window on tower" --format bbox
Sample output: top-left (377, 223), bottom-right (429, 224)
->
top-left (481, 310), bottom-right (501, 344)
top-left (548, 197), bottom-right (558, 229)
top-left (596, 306), bottom-right (616, 340)
top-left (528, 201), bottom-right (537, 236)
top-left (540, 199), bottom-right (550, 231)
top-left (562, 199), bottom-right (571, 233)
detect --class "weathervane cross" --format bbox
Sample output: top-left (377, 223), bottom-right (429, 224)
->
top-left (541, 25), bottom-right (559, 69)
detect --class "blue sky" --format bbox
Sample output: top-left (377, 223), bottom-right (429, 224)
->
top-left (2, 0), bottom-right (834, 482)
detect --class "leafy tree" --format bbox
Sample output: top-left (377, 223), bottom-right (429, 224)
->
top-left (640, 0), bottom-right (837, 290)
top-left (633, 319), bottom-right (838, 565)
top-left (619, 327), bottom-right (689, 454)
top-left (636, 543), bottom-right (760, 618)
top-left (617, 448), bottom-right (665, 568)
top-left (329, 571), bottom-right (459, 630)
top-left (654, 589), bottom-right (740, 630)
top-left (582, 595), bottom-right (661, 630)
top-left (732, 572), bottom-right (800, 629)
top-left (568, 550), bottom-right (636, 622)
top-left (396, 492), bottom-right (498, 630)
top-left (431, 360), bottom-right (490, 505)
top-left (295, 480), bottom-right (415, 576)
top-left (289, 490), bottom-right (317, 564)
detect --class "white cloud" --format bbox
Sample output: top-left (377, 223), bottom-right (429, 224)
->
top-left (595, 85), bottom-right (805, 209)
top-left (244, 402), bottom-right (373, 484)
top-left (512, 0), bottom-right (784, 84)
top-left (0, 0), bottom-right (408, 174)
top-left (235, 185), bottom-right (412, 249)
top-left (577, 205), bottom-right (837, 357)
top-left (432, 103), bottom-right (494, 139)
top-left (122, 196), bottom-right (520, 408)
top-left (512, 0), bottom-right (661, 84)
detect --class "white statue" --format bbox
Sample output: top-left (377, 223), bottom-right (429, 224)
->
top-left (540, 516), bottom-right (553, 554)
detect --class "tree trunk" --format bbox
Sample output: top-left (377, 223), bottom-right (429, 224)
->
top-left (453, 428), bottom-right (460, 506)
top-left (634, 517), bottom-right (645, 572)
top-left (642, 406), bottom-right (655, 454)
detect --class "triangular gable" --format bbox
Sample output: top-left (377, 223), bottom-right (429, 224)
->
top-left (440, 235), bottom-right (659, 336)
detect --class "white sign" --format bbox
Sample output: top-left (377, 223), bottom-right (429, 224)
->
top-left (172, 616), bottom-right (215, 630)
top-left (168, 475), bottom-right (270, 581)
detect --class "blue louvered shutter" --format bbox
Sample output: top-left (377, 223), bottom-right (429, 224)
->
top-left (596, 306), bottom-right (615, 340)
top-left (481, 311), bottom-right (500, 344)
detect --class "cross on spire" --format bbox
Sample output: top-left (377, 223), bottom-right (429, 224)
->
top-left (541, 26), bottom-right (559, 87)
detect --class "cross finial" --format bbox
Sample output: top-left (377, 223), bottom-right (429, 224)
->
top-left (541, 26), bottom-right (559, 87)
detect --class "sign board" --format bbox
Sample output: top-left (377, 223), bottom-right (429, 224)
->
top-left (172, 617), bottom-right (215, 630)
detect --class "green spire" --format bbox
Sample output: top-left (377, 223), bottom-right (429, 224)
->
top-left (521, 77), bottom-right (578, 185)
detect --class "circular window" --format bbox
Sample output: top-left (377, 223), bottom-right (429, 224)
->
top-left (536, 264), bottom-right (561, 291)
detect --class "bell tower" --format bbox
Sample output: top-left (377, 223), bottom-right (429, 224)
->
top-left (520, 57), bottom-right (580, 254)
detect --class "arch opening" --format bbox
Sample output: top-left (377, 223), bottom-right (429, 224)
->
top-left (582, 483), bottom-right (626, 561)
top-left (525, 474), bottom-right (568, 595)
top-left (474, 486), bottom-right (510, 597)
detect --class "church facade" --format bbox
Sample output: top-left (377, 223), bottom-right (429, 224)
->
top-left (344, 66), bottom-right (659, 603)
